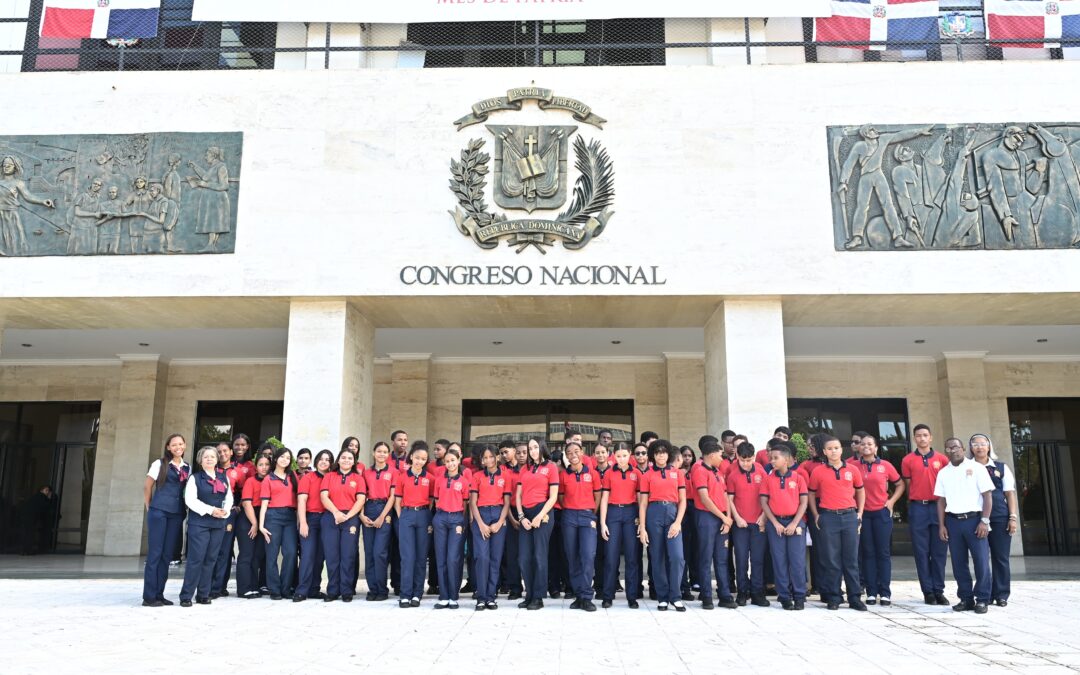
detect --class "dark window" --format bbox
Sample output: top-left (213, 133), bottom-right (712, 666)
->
top-left (194, 400), bottom-right (283, 448)
top-left (407, 19), bottom-right (665, 68)
top-left (461, 399), bottom-right (634, 457)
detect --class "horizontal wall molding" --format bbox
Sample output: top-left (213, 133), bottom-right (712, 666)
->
top-left (0, 358), bottom-right (122, 367)
top-left (168, 357), bottom-right (287, 366)
top-left (430, 355), bottom-right (666, 365)
top-left (983, 354), bottom-right (1080, 363)
top-left (785, 355), bottom-right (937, 364)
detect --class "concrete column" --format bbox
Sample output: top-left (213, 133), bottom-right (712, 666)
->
top-left (664, 353), bottom-right (706, 446)
top-left (704, 299), bottom-right (788, 447)
top-left (93, 355), bottom-right (168, 556)
top-left (937, 351), bottom-right (992, 441)
top-left (388, 354), bottom-right (431, 446)
top-left (281, 299), bottom-right (375, 455)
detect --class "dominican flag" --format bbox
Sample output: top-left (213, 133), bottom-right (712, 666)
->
top-left (815, 0), bottom-right (941, 50)
top-left (985, 0), bottom-right (1080, 48)
top-left (40, 0), bottom-right (161, 39)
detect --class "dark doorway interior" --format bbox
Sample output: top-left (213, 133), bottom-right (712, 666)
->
top-left (194, 400), bottom-right (284, 449)
top-left (461, 399), bottom-right (635, 457)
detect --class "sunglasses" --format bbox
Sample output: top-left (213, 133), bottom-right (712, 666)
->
top-left (634, 451), bottom-right (647, 456)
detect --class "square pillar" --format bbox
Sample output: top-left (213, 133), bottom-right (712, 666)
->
top-left (388, 354), bottom-right (431, 445)
top-left (281, 299), bottom-right (375, 456)
top-left (704, 299), bottom-right (788, 447)
top-left (665, 353), bottom-right (706, 446)
top-left (93, 355), bottom-right (168, 556)
top-left (937, 351), bottom-right (992, 441)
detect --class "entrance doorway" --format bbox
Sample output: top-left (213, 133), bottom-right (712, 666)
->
top-left (194, 400), bottom-right (284, 449)
top-left (461, 399), bottom-right (634, 456)
top-left (1009, 397), bottom-right (1080, 555)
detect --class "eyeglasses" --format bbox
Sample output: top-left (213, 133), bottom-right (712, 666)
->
top-left (634, 451), bottom-right (648, 456)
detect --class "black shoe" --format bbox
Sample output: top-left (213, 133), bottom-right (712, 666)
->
top-left (718, 597), bottom-right (738, 609)
top-left (681, 590), bottom-right (694, 601)
top-left (953, 600), bottom-right (975, 612)
top-left (427, 586), bottom-right (439, 595)
top-left (701, 598), bottom-right (714, 610)
top-left (241, 591), bottom-right (261, 599)
top-left (449, 601), bottom-right (459, 609)
top-left (648, 590), bottom-right (658, 600)
top-left (924, 593), bottom-right (937, 605)
top-left (410, 597), bottom-right (420, 607)
top-left (658, 602), bottom-right (668, 611)
top-left (518, 599), bottom-right (531, 609)
top-left (292, 595), bottom-right (306, 603)
top-left (270, 595), bottom-right (282, 601)
top-left (751, 595), bottom-right (770, 608)
top-left (195, 597), bottom-right (211, 605)
top-left (486, 601), bottom-right (498, 610)
top-left (399, 599), bottom-right (411, 608)
top-left (935, 593), bottom-right (950, 606)
top-left (673, 601), bottom-right (686, 612)
top-left (736, 594), bottom-right (748, 607)
top-left (974, 602), bottom-right (988, 614)
top-left (157, 598), bottom-right (174, 606)
top-left (569, 598), bottom-right (583, 610)
top-left (259, 587), bottom-right (271, 595)
top-left (220, 589), bottom-right (230, 597)
top-left (180, 600), bottom-right (193, 608)
top-left (461, 581), bottom-right (475, 593)
top-left (994, 599), bottom-right (1008, 607)
top-left (365, 593), bottom-right (375, 601)
top-left (765, 585), bottom-right (777, 596)
top-left (375, 594), bottom-right (389, 601)
top-left (583, 601), bottom-right (597, 612)
top-left (549, 590), bottom-right (561, 599)
top-left (781, 600), bottom-right (794, 610)
top-left (880, 597), bottom-right (891, 607)
top-left (324, 595), bottom-right (339, 603)
top-left (209, 592), bottom-right (220, 600)
top-left (475, 601), bottom-right (486, 611)
top-left (628, 599), bottom-right (639, 609)
top-left (342, 595), bottom-right (353, 603)
top-left (866, 596), bottom-right (877, 605)
top-left (616, 583), bottom-right (624, 592)
top-left (794, 599), bottom-right (805, 611)
top-left (141, 599), bottom-right (164, 607)
top-left (527, 599), bottom-right (543, 610)
top-left (849, 599), bottom-right (868, 612)
top-left (827, 602), bottom-right (839, 610)
top-left (602, 599), bottom-right (613, 608)
top-left (508, 590), bottom-right (522, 600)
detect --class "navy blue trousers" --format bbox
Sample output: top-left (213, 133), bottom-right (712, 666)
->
top-left (988, 519), bottom-right (1012, 601)
top-left (320, 511), bottom-right (359, 598)
top-left (500, 523), bottom-right (522, 594)
top-left (561, 509), bottom-right (598, 601)
top-left (645, 502), bottom-right (685, 604)
top-left (945, 515), bottom-right (992, 603)
top-left (766, 516), bottom-right (807, 602)
top-left (909, 501), bottom-right (947, 595)
top-left (234, 510), bottom-right (262, 595)
top-left (433, 510), bottom-right (466, 601)
top-left (548, 509), bottom-right (568, 594)
top-left (398, 508), bottom-right (431, 599)
top-left (860, 508), bottom-right (893, 598)
top-left (472, 505), bottom-right (507, 603)
top-left (602, 505), bottom-right (641, 601)
top-left (264, 507), bottom-right (298, 596)
top-left (362, 500), bottom-right (393, 596)
top-left (694, 509), bottom-right (732, 601)
top-left (295, 510), bottom-right (325, 598)
top-left (211, 510), bottom-right (237, 594)
top-left (180, 522), bottom-right (224, 602)
top-left (731, 522), bottom-right (768, 597)
top-left (143, 507), bottom-right (184, 602)
top-left (818, 510), bottom-right (862, 604)
top-left (519, 504), bottom-right (555, 602)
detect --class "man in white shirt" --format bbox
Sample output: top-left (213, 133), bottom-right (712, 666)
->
top-left (934, 437), bottom-right (995, 614)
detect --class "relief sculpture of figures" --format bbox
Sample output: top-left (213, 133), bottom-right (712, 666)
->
top-left (0, 132), bottom-right (241, 257)
top-left (828, 123), bottom-right (1080, 250)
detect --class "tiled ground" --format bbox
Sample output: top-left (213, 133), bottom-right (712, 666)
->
top-left (1, 578), bottom-right (1078, 674)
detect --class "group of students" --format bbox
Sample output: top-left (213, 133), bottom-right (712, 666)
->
top-left (140, 423), bottom-right (1017, 614)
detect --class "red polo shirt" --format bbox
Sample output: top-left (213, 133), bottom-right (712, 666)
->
top-left (690, 462), bottom-right (728, 513)
top-left (809, 463), bottom-right (864, 510)
top-left (855, 458), bottom-right (901, 511)
top-left (260, 472), bottom-right (297, 508)
top-left (519, 461), bottom-right (560, 508)
top-left (560, 465), bottom-right (600, 510)
top-left (224, 463), bottom-right (244, 499)
top-left (727, 463), bottom-right (767, 521)
top-left (760, 470), bottom-right (807, 517)
top-left (685, 464), bottom-right (698, 507)
top-left (298, 471), bottom-right (326, 513)
top-left (601, 466), bottom-right (641, 506)
top-left (395, 468), bottom-right (434, 508)
top-left (321, 470), bottom-right (364, 511)
top-left (241, 476), bottom-right (263, 503)
top-left (503, 464), bottom-right (522, 500)
top-left (639, 465), bottom-right (685, 503)
top-left (236, 460), bottom-right (254, 487)
top-left (755, 448), bottom-right (770, 466)
top-left (901, 449), bottom-right (945, 501)
top-left (434, 471), bottom-right (469, 512)
top-left (363, 465), bottom-right (397, 501)
top-left (472, 468), bottom-right (511, 507)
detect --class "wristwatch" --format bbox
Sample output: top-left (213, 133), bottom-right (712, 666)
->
top-left (980, 517), bottom-right (991, 525)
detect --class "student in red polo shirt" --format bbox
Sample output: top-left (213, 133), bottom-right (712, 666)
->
top-left (677, 446), bottom-right (699, 602)
top-left (236, 454), bottom-right (268, 599)
top-left (258, 448), bottom-right (299, 600)
top-left (470, 444), bottom-right (510, 611)
top-left (319, 447), bottom-right (365, 602)
top-left (515, 437), bottom-right (560, 610)
top-left (902, 423), bottom-right (950, 605)
top-left (808, 436), bottom-right (866, 611)
top-left (361, 441), bottom-right (396, 602)
top-left (432, 448), bottom-right (469, 609)
top-left (756, 426), bottom-right (791, 466)
top-left (599, 442), bottom-right (642, 608)
top-left (691, 442), bottom-right (737, 610)
top-left (760, 443), bottom-right (809, 610)
top-left (498, 440), bottom-right (525, 601)
top-left (211, 441), bottom-right (241, 599)
top-left (559, 442), bottom-right (601, 612)
top-left (727, 441), bottom-right (769, 607)
top-left (855, 433), bottom-right (904, 606)
top-left (395, 441), bottom-right (434, 607)
top-left (294, 449), bottom-right (333, 602)
top-left (639, 439), bottom-right (688, 612)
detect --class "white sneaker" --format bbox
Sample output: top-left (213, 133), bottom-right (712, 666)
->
top-left (673, 600), bottom-right (687, 612)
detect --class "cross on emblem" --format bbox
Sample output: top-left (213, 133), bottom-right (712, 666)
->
top-left (873, 5), bottom-right (887, 18)
top-left (1047, 2), bottom-right (1060, 15)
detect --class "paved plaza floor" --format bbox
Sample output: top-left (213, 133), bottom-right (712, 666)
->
top-left (1, 568), bottom-right (1079, 674)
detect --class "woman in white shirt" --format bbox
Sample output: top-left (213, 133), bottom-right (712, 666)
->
top-left (968, 434), bottom-right (1018, 607)
top-left (141, 434), bottom-right (189, 607)
top-left (179, 446), bottom-right (233, 607)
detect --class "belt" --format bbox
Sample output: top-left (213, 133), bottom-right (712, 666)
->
top-left (437, 509), bottom-right (464, 514)
top-left (268, 506), bottom-right (296, 512)
top-left (650, 500), bottom-right (677, 505)
top-left (911, 499), bottom-right (936, 505)
top-left (820, 507), bottom-right (856, 515)
top-left (775, 514), bottom-right (797, 519)
top-left (367, 499), bottom-right (387, 505)
top-left (402, 505), bottom-right (430, 511)
top-left (947, 511), bottom-right (981, 520)
top-left (609, 503), bottom-right (636, 508)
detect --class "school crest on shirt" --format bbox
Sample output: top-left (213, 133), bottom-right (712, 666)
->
top-left (843, 471), bottom-right (853, 481)
top-left (932, 461), bottom-right (941, 469)
top-left (497, 478), bottom-right (506, 488)
top-left (994, 469), bottom-right (1001, 477)
top-left (539, 467), bottom-right (549, 476)
top-left (754, 474), bottom-right (762, 483)
top-left (382, 473), bottom-right (392, 481)
top-left (421, 478), bottom-right (430, 486)
top-left (583, 473), bottom-right (593, 483)
top-left (453, 481), bottom-right (463, 491)
top-left (966, 468), bottom-right (974, 477)
top-left (788, 482), bottom-right (798, 490)
top-left (350, 481), bottom-right (357, 488)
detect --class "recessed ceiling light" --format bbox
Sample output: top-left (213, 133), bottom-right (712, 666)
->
top-left (611, 340), bottom-right (622, 345)
top-left (1036, 338), bottom-right (1049, 343)
top-left (914, 339), bottom-right (926, 344)
top-left (492, 341), bottom-right (503, 345)
top-left (138, 343), bottom-right (150, 347)
top-left (20, 343), bottom-right (32, 348)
